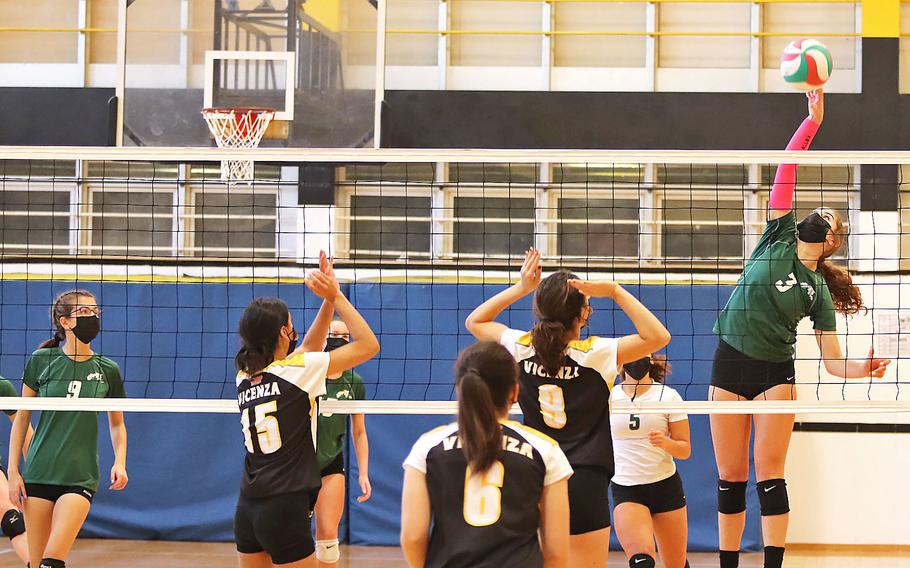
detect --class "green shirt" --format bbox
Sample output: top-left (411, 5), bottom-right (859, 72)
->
top-left (714, 212), bottom-right (837, 362)
top-left (316, 371), bottom-right (365, 471)
top-left (0, 377), bottom-right (18, 416)
top-left (22, 348), bottom-right (126, 491)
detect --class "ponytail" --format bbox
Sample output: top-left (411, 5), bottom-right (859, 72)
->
top-left (457, 369), bottom-right (502, 475)
top-left (531, 270), bottom-right (586, 377)
top-left (454, 342), bottom-right (519, 476)
top-left (531, 320), bottom-right (570, 377)
top-left (818, 258), bottom-right (864, 315)
top-left (38, 330), bottom-right (66, 350)
top-left (236, 297), bottom-right (290, 376)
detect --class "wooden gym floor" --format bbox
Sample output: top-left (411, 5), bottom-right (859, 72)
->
top-left (0, 541), bottom-right (908, 567)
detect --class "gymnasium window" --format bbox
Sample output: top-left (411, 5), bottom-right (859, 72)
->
top-left (338, 163), bottom-right (435, 260)
top-left (87, 188), bottom-right (176, 257)
top-left (451, 194), bottom-right (536, 259)
top-left (0, 188), bottom-right (71, 255)
top-left (659, 194), bottom-right (746, 261)
top-left (187, 189), bottom-right (279, 259)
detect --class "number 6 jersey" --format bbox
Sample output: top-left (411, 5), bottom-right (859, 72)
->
top-left (499, 329), bottom-right (619, 470)
top-left (236, 352), bottom-right (330, 498)
top-left (404, 420), bottom-right (573, 568)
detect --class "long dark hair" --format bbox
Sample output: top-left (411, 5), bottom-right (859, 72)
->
top-left (454, 342), bottom-right (519, 475)
top-left (39, 289), bottom-right (95, 349)
top-left (817, 208), bottom-right (863, 314)
top-left (235, 297), bottom-right (290, 375)
top-left (531, 270), bottom-right (586, 377)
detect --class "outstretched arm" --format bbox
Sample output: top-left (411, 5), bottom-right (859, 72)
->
top-left (815, 330), bottom-right (890, 379)
top-left (465, 248), bottom-right (542, 342)
top-left (769, 90), bottom-right (824, 220)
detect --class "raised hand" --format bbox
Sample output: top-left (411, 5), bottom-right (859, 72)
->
top-left (517, 248), bottom-right (542, 294)
top-left (807, 89), bottom-right (824, 124)
top-left (306, 270), bottom-right (340, 301)
top-left (567, 279), bottom-right (619, 299)
top-left (319, 249), bottom-right (335, 278)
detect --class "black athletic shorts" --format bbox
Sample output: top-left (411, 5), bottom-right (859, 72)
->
top-left (711, 339), bottom-right (795, 400)
top-left (611, 471), bottom-right (686, 515)
top-left (320, 453), bottom-right (344, 477)
top-left (25, 483), bottom-right (95, 503)
top-left (567, 466), bottom-right (612, 535)
top-left (234, 490), bottom-right (316, 563)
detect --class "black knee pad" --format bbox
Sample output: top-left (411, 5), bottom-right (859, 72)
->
top-left (629, 553), bottom-right (655, 568)
top-left (1, 509), bottom-right (24, 539)
top-left (39, 559), bottom-right (65, 568)
top-left (717, 479), bottom-right (747, 514)
top-left (757, 478), bottom-right (789, 516)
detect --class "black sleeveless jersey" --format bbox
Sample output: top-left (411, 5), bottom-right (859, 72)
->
top-left (404, 421), bottom-right (572, 568)
top-left (236, 352), bottom-right (330, 498)
top-left (500, 329), bottom-right (619, 470)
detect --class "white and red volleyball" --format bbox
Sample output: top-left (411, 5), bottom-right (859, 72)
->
top-left (780, 39), bottom-right (832, 91)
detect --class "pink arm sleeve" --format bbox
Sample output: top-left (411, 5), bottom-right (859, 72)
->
top-left (768, 117), bottom-right (820, 211)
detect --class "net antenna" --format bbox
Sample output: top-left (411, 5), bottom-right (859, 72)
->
top-left (202, 107), bottom-right (275, 183)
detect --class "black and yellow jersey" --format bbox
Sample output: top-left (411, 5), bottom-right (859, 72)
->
top-left (500, 329), bottom-right (619, 470)
top-left (404, 420), bottom-right (572, 568)
top-left (236, 352), bottom-right (330, 498)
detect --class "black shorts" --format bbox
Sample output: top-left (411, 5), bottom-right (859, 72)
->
top-left (711, 339), bottom-right (795, 400)
top-left (611, 472), bottom-right (686, 515)
top-left (234, 490), bottom-right (316, 563)
top-left (567, 466), bottom-right (612, 535)
top-left (25, 483), bottom-right (95, 504)
top-left (320, 453), bottom-right (344, 477)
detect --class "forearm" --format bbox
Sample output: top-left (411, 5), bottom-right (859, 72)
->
top-left (111, 424), bottom-right (128, 467)
top-left (401, 538), bottom-right (428, 568)
top-left (662, 439), bottom-right (691, 460)
top-left (353, 429), bottom-right (369, 477)
top-left (826, 358), bottom-right (871, 379)
top-left (334, 294), bottom-right (378, 354)
top-left (612, 286), bottom-right (670, 346)
top-left (7, 413), bottom-right (29, 474)
top-left (769, 117), bottom-right (820, 211)
top-left (466, 284), bottom-right (528, 329)
top-left (300, 299), bottom-right (335, 352)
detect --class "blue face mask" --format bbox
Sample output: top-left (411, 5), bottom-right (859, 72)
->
top-left (797, 212), bottom-right (831, 243)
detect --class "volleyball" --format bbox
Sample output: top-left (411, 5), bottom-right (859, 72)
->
top-left (780, 39), bottom-right (832, 91)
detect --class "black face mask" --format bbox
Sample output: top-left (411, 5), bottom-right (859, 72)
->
top-left (623, 356), bottom-right (651, 381)
top-left (797, 212), bottom-right (831, 243)
top-left (71, 315), bottom-right (100, 344)
top-left (325, 337), bottom-right (349, 352)
top-left (286, 328), bottom-right (298, 356)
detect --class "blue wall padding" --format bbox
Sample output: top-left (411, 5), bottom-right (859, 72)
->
top-left (0, 280), bottom-right (761, 550)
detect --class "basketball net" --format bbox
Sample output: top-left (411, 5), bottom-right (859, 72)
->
top-left (202, 108), bottom-right (274, 183)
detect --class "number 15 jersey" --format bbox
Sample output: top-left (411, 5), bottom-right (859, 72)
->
top-left (236, 352), bottom-right (330, 498)
top-left (500, 329), bottom-right (619, 470)
top-left (404, 420), bottom-right (573, 568)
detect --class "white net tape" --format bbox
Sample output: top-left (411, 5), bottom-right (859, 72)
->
top-left (202, 108), bottom-right (274, 182)
top-left (4, 399), bottom-right (910, 415)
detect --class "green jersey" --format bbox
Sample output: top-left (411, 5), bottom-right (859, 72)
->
top-left (316, 371), bottom-right (365, 471)
top-left (22, 348), bottom-right (126, 491)
top-left (715, 212), bottom-right (837, 362)
top-left (0, 377), bottom-right (18, 416)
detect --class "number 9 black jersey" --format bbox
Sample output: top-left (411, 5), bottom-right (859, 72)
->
top-left (404, 420), bottom-right (572, 568)
top-left (236, 352), bottom-right (330, 498)
top-left (500, 329), bottom-right (619, 470)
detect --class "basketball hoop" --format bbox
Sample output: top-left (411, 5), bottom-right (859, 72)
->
top-left (202, 107), bottom-right (275, 183)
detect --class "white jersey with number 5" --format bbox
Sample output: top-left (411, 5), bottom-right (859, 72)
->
top-left (610, 384), bottom-right (687, 486)
top-left (499, 328), bottom-right (618, 470)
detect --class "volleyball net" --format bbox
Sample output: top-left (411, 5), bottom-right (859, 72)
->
top-left (0, 147), bottom-right (907, 415)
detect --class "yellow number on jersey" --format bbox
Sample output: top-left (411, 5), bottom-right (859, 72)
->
top-left (538, 384), bottom-right (567, 429)
top-left (240, 400), bottom-right (282, 454)
top-left (463, 461), bottom-right (505, 527)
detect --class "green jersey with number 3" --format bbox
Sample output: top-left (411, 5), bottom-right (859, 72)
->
top-left (22, 347), bottom-right (127, 491)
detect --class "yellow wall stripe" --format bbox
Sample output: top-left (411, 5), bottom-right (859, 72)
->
top-left (862, 0), bottom-right (900, 38)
